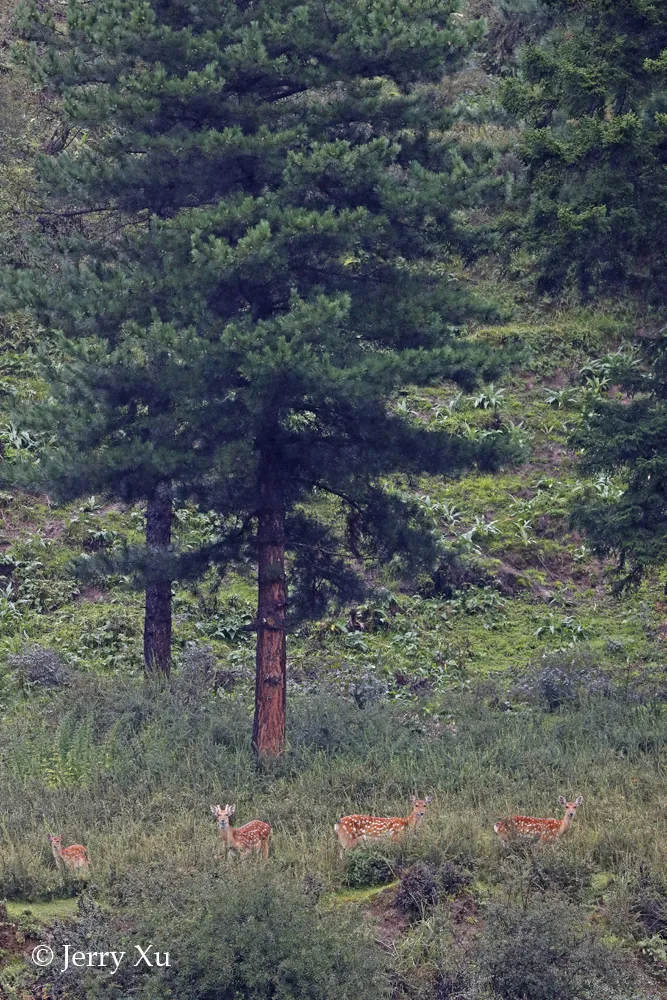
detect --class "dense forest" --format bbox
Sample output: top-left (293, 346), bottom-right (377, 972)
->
top-left (1, 1), bottom-right (667, 998)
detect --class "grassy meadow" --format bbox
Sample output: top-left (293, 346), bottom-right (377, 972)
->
top-left (1, 284), bottom-right (667, 999)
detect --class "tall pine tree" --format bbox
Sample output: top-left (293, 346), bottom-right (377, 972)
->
top-left (5, 0), bottom-right (517, 754)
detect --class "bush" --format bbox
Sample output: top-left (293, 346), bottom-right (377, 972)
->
top-left (477, 896), bottom-right (624, 1000)
top-left (438, 861), bottom-right (473, 897)
top-left (35, 894), bottom-right (111, 1000)
top-left (395, 862), bottom-right (439, 918)
top-left (512, 647), bottom-right (612, 711)
top-left (8, 644), bottom-right (68, 690)
top-left (141, 867), bottom-right (388, 1000)
top-left (630, 871), bottom-right (667, 938)
top-left (348, 670), bottom-right (388, 709)
top-left (173, 642), bottom-right (217, 705)
top-left (287, 694), bottom-right (400, 755)
top-left (527, 854), bottom-right (595, 899)
top-left (344, 847), bottom-right (395, 889)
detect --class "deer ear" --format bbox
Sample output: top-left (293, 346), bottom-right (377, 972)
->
top-left (229, 804), bottom-right (236, 815)
top-left (425, 795), bottom-right (433, 804)
top-left (210, 805), bottom-right (219, 815)
top-left (558, 795), bottom-right (567, 806)
top-left (409, 794), bottom-right (416, 804)
top-left (574, 796), bottom-right (583, 806)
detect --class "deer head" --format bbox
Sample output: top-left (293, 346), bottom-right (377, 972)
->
top-left (210, 804), bottom-right (236, 829)
top-left (409, 795), bottom-right (433, 821)
top-left (558, 795), bottom-right (583, 821)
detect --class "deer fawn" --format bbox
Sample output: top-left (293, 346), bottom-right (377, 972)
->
top-left (494, 795), bottom-right (584, 843)
top-left (210, 804), bottom-right (271, 858)
top-left (47, 834), bottom-right (90, 874)
top-left (334, 795), bottom-right (433, 851)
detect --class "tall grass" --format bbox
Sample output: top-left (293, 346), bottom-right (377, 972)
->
top-left (0, 676), bottom-right (666, 901)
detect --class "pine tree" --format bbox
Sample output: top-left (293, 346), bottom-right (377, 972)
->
top-left (501, 0), bottom-right (667, 298)
top-left (4, 0), bottom-right (518, 754)
top-left (571, 332), bottom-right (667, 591)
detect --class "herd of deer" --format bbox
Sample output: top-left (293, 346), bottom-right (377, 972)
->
top-left (47, 794), bottom-right (584, 873)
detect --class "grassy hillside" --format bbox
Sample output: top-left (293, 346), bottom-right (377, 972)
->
top-left (2, 2), bottom-right (667, 998)
top-left (1, 281), bottom-right (663, 688)
top-left (2, 274), bottom-right (667, 999)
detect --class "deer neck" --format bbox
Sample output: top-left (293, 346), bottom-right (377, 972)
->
top-left (217, 822), bottom-right (233, 845)
top-left (407, 810), bottom-right (420, 830)
top-left (50, 844), bottom-right (63, 865)
top-left (558, 814), bottom-right (572, 835)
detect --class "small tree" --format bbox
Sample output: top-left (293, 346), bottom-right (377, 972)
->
top-left (571, 332), bottom-right (667, 590)
top-left (5, 0), bottom-right (517, 753)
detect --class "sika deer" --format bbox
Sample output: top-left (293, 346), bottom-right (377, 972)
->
top-left (210, 804), bottom-right (271, 858)
top-left (494, 795), bottom-right (584, 843)
top-left (334, 795), bottom-right (433, 851)
top-left (47, 834), bottom-right (90, 874)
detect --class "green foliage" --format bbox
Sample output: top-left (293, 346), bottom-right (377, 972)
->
top-left (0, 677), bottom-right (665, 995)
top-left (161, 870), bottom-right (386, 1000)
top-left (344, 847), bottom-right (396, 889)
top-left (478, 895), bottom-right (624, 1000)
top-left (0, 0), bottom-right (519, 632)
top-left (571, 330), bottom-right (667, 588)
top-left (502, 0), bottom-right (667, 298)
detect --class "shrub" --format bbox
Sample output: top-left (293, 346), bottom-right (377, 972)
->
top-left (7, 644), bottom-right (68, 690)
top-left (512, 647), bottom-right (612, 711)
top-left (477, 896), bottom-right (624, 1000)
top-left (527, 854), bottom-right (595, 899)
top-left (287, 694), bottom-right (399, 755)
top-left (173, 642), bottom-right (217, 705)
top-left (630, 871), bottom-right (667, 938)
top-left (438, 861), bottom-right (473, 897)
top-left (348, 670), bottom-right (388, 710)
top-left (302, 872), bottom-right (325, 900)
top-left (139, 867), bottom-right (388, 1000)
top-left (35, 894), bottom-right (110, 1000)
top-left (395, 862), bottom-right (439, 918)
top-left (344, 847), bottom-right (395, 889)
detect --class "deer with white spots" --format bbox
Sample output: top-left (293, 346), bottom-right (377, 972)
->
top-left (47, 834), bottom-right (90, 874)
top-left (494, 795), bottom-right (584, 843)
top-left (334, 795), bottom-right (433, 851)
top-left (210, 804), bottom-right (271, 858)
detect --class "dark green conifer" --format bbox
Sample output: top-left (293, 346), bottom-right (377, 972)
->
top-left (4, 0), bottom-right (516, 754)
top-left (572, 332), bottom-right (667, 590)
top-left (502, 0), bottom-right (667, 297)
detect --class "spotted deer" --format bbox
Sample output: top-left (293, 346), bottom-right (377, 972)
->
top-left (210, 804), bottom-right (271, 858)
top-left (334, 795), bottom-right (433, 851)
top-left (494, 795), bottom-right (584, 843)
top-left (47, 834), bottom-right (90, 874)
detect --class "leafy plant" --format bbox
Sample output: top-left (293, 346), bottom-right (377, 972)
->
top-left (344, 848), bottom-right (395, 890)
top-left (477, 896), bottom-right (623, 1000)
top-left (7, 645), bottom-right (68, 690)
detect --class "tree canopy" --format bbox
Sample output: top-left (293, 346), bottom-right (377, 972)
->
top-left (502, 0), bottom-right (667, 298)
top-left (2, 0), bottom-right (519, 753)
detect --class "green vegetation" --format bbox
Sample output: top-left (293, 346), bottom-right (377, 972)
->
top-left (502, 0), bottom-right (667, 297)
top-left (1, 0), bottom-right (667, 998)
top-left (1, 681), bottom-right (667, 998)
top-left (4, 899), bottom-right (78, 924)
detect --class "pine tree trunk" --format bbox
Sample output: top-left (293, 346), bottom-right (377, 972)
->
top-left (144, 482), bottom-right (172, 677)
top-left (252, 456), bottom-right (287, 758)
